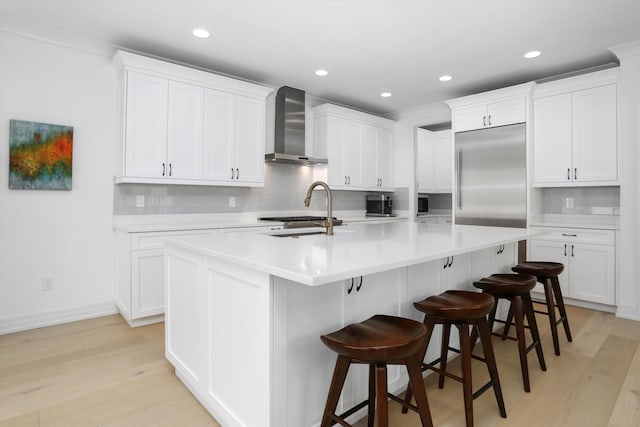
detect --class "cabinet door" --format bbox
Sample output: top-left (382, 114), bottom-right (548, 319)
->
top-left (343, 121), bottom-right (363, 187)
top-left (376, 128), bottom-right (393, 189)
top-left (360, 124), bottom-right (378, 188)
top-left (533, 94), bottom-right (572, 184)
top-left (325, 117), bottom-right (347, 188)
top-left (131, 249), bottom-right (165, 318)
top-left (124, 71), bottom-right (168, 178)
top-left (528, 239), bottom-right (569, 296)
top-left (343, 270), bottom-right (403, 410)
top-left (487, 98), bottom-right (526, 128)
top-left (417, 129), bottom-right (436, 192)
top-left (235, 96), bottom-right (266, 184)
top-left (454, 105), bottom-right (487, 132)
top-left (167, 81), bottom-right (204, 180)
top-left (572, 84), bottom-right (618, 183)
top-left (569, 243), bottom-right (615, 304)
top-left (433, 131), bottom-right (453, 192)
top-left (203, 89), bottom-right (235, 181)
top-left (441, 253), bottom-right (472, 292)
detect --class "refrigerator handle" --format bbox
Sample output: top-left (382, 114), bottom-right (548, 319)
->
top-left (456, 149), bottom-right (462, 210)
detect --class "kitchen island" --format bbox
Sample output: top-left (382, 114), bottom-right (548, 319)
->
top-left (164, 221), bottom-right (538, 427)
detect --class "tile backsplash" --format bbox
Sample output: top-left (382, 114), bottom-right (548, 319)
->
top-left (114, 163), bottom-right (406, 215)
top-left (540, 186), bottom-right (620, 215)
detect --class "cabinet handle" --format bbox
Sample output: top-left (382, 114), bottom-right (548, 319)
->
top-left (488, 114), bottom-right (492, 126)
top-left (348, 176), bottom-right (351, 185)
top-left (162, 163), bottom-right (166, 177)
top-left (483, 115), bottom-right (486, 127)
top-left (443, 257), bottom-right (448, 269)
top-left (564, 244), bottom-right (567, 256)
top-left (449, 256), bottom-right (454, 267)
top-left (345, 176), bottom-right (348, 185)
top-left (347, 278), bottom-right (354, 294)
top-left (567, 168), bottom-right (571, 180)
top-left (169, 163), bottom-right (172, 177)
top-left (236, 168), bottom-right (239, 180)
top-left (571, 244), bottom-right (574, 257)
top-left (356, 276), bottom-right (363, 292)
top-left (574, 168), bottom-right (577, 180)
top-left (562, 233), bottom-right (577, 237)
top-left (231, 168), bottom-right (235, 179)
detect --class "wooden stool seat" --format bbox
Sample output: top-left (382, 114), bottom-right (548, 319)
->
top-left (474, 273), bottom-right (537, 295)
top-left (511, 261), bottom-right (572, 356)
top-left (414, 290), bottom-right (495, 321)
top-left (473, 274), bottom-right (546, 392)
top-left (320, 314), bottom-right (433, 427)
top-left (512, 261), bottom-right (564, 278)
top-left (403, 290), bottom-right (506, 427)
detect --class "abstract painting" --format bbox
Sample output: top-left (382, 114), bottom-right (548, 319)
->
top-left (9, 120), bottom-right (73, 190)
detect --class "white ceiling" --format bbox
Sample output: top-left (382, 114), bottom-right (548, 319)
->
top-left (2, 0), bottom-right (640, 116)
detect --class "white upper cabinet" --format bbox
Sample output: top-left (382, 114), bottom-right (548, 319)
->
top-left (417, 129), bottom-right (452, 193)
top-left (112, 50), bottom-right (272, 186)
top-left (452, 97), bottom-right (527, 132)
top-left (123, 72), bottom-right (169, 179)
top-left (533, 69), bottom-right (619, 186)
top-left (313, 104), bottom-right (395, 191)
top-left (167, 81), bottom-right (204, 180)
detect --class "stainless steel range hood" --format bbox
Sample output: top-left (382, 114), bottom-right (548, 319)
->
top-left (265, 86), bottom-right (328, 165)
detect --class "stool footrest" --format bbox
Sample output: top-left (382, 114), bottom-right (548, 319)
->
top-left (331, 399), bottom-right (369, 427)
top-left (472, 379), bottom-right (498, 400)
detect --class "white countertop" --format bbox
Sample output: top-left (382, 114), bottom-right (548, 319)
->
top-left (112, 211), bottom-right (408, 233)
top-left (165, 222), bottom-right (538, 286)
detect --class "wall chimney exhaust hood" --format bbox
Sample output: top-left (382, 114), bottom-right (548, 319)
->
top-left (265, 86), bottom-right (328, 165)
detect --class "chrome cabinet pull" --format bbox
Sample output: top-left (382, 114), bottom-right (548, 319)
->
top-left (344, 176), bottom-right (347, 185)
top-left (488, 114), bottom-right (492, 126)
top-left (567, 168), bottom-right (570, 180)
top-left (571, 244), bottom-right (574, 257)
top-left (574, 168), bottom-right (577, 180)
top-left (564, 244), bottom-right (567, 256)
top-left (236, 168), bottom-right (239, 180)
top-left (348, 176), bottom-right (351, 185)
top-left (456, 150), bottom-right (462, 210)
top-left (162, 163), bottom-right (166, 176)
top-left (169, 163), bottom-right (172, 177)
top-left (356, 276), bottom-right (363, 292)
top-left (483, 115), bottom-right (486, 127)
top-left (231, 168), bottom-right (235, 179)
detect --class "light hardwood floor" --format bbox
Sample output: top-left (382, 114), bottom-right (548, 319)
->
top-left (1, 305), bottom-right (639, 426)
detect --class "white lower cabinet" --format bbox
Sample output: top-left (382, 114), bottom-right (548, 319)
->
top-left (529, 227), bottom-right (615, 305)
top-left (115, 228), bottom-right (217, 326)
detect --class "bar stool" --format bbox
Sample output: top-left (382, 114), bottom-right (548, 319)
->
top-left (511, 262), bottom-right (572, 355)
top-left (473, 274), bottom-right (546, 392)
top-left (320, 314), bottom-right (433, 427)
top-left (402, 290), bottom-right (506, 427)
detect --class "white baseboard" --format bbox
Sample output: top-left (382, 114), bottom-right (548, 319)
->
top-left (0, 302), bottom-right (119, 335)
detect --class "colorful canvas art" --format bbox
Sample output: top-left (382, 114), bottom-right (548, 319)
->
top-left (9, 120), bottom-right (73, 190)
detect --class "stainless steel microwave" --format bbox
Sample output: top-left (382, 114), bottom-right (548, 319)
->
top-left (366, 195), bottom-right (394, 217)
top-left (417, 195), bottom-right (429, 215)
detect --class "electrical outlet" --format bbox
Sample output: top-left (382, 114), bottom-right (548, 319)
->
top-left (42, 276), bottom-right (54, 291)
top-left (136, 195), bottom-right (145, 208)
top-left (565, 197), bottom-right (574, 208)
top-left (228, 197), bottom-right (236, 208)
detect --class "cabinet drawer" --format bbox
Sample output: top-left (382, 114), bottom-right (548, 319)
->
top-left (131, 229), bottom-right (216, 250)
top-left (531, 226), bottom-right (615, 245)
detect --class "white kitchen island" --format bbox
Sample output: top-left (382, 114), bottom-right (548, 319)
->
top-left (164, 221), bottom-right (539, 427)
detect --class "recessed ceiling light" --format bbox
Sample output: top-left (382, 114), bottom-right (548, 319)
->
top-left (315, 69), bottom-right (328, 77)
top-left (380, 92), bottom-right (392, 98)
top-left (192, 28), bottom-right (210, 39)
top-left (439, 75), bottom-right (453, 82)
top-left (524, 50), bottom-right (541, 59)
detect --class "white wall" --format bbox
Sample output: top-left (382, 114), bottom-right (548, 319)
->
top-left (610, 41), bottom-right (640, 321)
top-left (0, 32), bottom-right (118, 333)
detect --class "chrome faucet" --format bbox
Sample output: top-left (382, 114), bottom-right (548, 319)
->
top-left (304, 180), bottom-right (334, 235)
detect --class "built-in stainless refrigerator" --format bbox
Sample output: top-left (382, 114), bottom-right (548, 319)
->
top-left (454, 123), bottom-right (526, 228)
